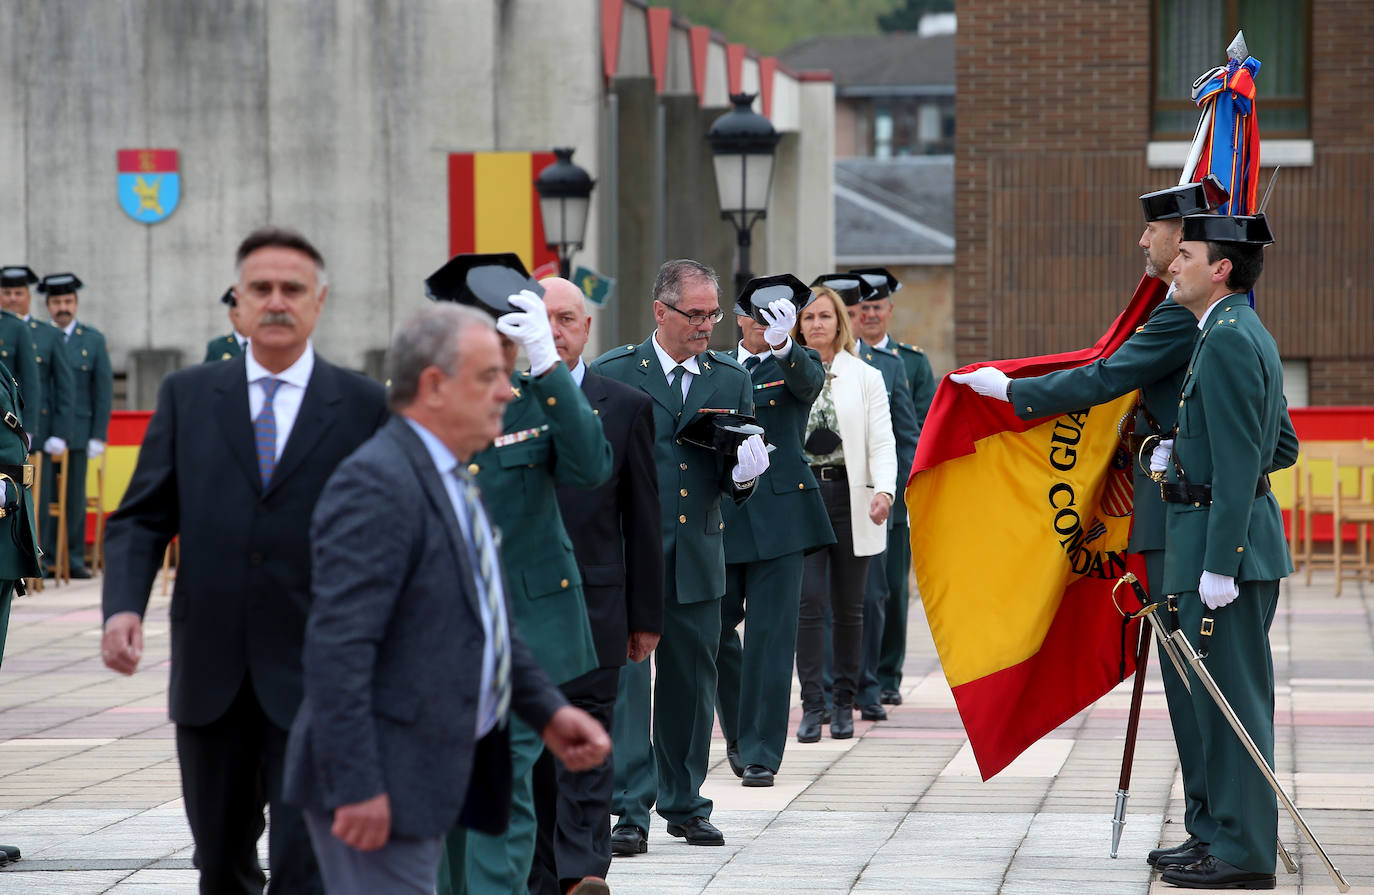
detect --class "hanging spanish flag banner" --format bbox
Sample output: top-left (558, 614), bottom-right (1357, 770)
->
top-left (448, 151), bottom-right (559, 274)
top-left (907, 276), bottom-right (1165, 780)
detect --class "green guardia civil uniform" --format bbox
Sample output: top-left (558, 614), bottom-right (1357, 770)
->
top-left (28, 316), bottom-right (74, 447)
top-left (716, 340), bottom-right (834, 774)
top-left (58, 322), bottom-right (113, 574)
top-left (203, 333), bottom-right (243, 363)
top-left (440, 361), bottom-right (612, 895)
top-left (0, 360), bottom-right (43, 662)
top-left (877, 338), bottom-right (935, 694)
top-left (0, 312), bottom-right (40, 430)
top-left (1161, 296), bottom-right (1293, 876)
top-left (591, 339), bottom-right (754, 832)
top-left (853, 339), bottom-right (919, 708)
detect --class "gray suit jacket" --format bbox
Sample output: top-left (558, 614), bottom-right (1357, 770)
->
top-left (283, 416), bottom-right (566, 839)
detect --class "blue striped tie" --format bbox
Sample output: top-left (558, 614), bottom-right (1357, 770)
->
top-left (456, 469), bottom-right (510, 722)
top-left (253, 378), bottom-right (284, 486)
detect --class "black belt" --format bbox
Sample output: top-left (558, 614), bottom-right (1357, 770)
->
top-left (1, 411), bottom-right (26, 451)
top-left (1160, 476), bottom-right (1271, 506)
top-left (0, 463), bottom-right (33, 489)
top-left (810, 464), bottom-right (846, 482)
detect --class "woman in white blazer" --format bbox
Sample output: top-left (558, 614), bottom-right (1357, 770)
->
top-left (791, 284), bottom-right (897, 742)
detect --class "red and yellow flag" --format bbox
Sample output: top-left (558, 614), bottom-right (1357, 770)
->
top-left (907, 276), bottom-right (1167, 780)
top-left (448, 151), bottom-right (558, 275)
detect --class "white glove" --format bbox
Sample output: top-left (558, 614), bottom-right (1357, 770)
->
top-left (731, 433), bottom-right (770, 484)
top-left (758, 298), bottom-right (797, 350)
top-left (949, 368), bottom-right (1010, 402)
top-left (1149, 438), bottom-right (1175, 474)
top-left (1198, 571), bottom-right (1239, 610)
top-left (88, 439), bottom-right (106, 457)
top-left (496, 290), bottom-right (559, 377)
top-left (43, 436), bottom-right (67, 457)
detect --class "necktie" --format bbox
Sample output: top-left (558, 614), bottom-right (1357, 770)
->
top-left (253, 378), bottom-right (285, 486)
top-left (743, 355), bottom-right (761, 371)
top-left (457, 470), bottom-right (510, 722)
top-left (668, 364), bottom-right (687, 412)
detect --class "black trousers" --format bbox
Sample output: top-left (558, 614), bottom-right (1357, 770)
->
top-left (529, 665), bottom-right (619, 895)
top-left (175, 679), bottom-right (322, 895)
top-left (797, 477), bottom-right (870, 710)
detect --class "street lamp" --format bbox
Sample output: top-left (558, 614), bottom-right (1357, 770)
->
top-left (534, 147), bottom-right (596, 278)
top-left (706, 92), bottom-right (780, 296)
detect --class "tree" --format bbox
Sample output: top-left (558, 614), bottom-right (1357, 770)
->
top-left (877, 0), bottom-right (954, 33)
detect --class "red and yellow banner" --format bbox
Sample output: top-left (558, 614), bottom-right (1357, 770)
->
top-left (448, 151), bottom-right (558, 275)
top-left (907, 277), bottom-right (1166, 780)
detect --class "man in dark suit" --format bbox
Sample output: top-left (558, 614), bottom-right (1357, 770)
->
top-left (528, 278), bottom-right (664, 895)
top-left (205, 286), bottom-right (248, 362)
top-left (283, 303), bottom-right (610, 894)
top-left (591, 259), bottom-right (767, 853)
top-left (716, 276), bottom-right (834, 789)
top-left (101, 227), bottom-right (389, 895)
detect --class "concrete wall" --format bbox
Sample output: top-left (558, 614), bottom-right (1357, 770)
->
top-left (887, 263), bottom-right (954, 379)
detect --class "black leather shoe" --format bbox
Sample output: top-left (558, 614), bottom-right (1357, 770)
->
top-left (880, 688), bottom-right (903, 705)
top-left (725, 740), bottom-right (743, 778)
top-left (741, 765), bottom-right (774, 787)
top-left (1159, 854), bottom-right (1275, 889)
top-left (665, 816), bottom-right (724, 846)
top-left (69, 567), bottom-right (93, 580)
top-left (820, 707), bottom-right (832, 724)
top-left (1147, 834), bottom-right (1202, 867)
top-left (609, 825), bottom-right (646, 856)
top-left (1152, 837), bottom-right (1209, 870)
top-left (797, 709), bottom-right (823, 743)
top-left (830, 705), bottom-right (854, 739)
top-left (0, 844), bottom-right (18, 862)
top-left (859, 704), bottom-right (887, 721)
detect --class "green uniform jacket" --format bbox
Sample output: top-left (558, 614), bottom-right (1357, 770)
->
top-left (469, 362), bottom-right (612, 686)
top-left (591, 339), bottom-right (756, 605)
top-left (1162, 297), bottom-right (1295, 592)
top-left (204, 333), bottom-right (244, 363)
top-left (29, 318), bottom-right (74, 445)
top-left (0, 313), bottom-right (40, 430)
top-left (892, 340), bottom-right (937, 432)
top-left (856, 339), bottom-right (920, 525)
top-left (0, 363), bottom-right (41, 580)
top-left (1010, 296), bottom-right (1299, 555)
top-left (722, 341), bottom-right (835, 563)
top-left (64, 322), bottom-right (114, 444)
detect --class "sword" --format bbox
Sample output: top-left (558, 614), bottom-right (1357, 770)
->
top-left (1115, 575), bottom-right (1304, 876)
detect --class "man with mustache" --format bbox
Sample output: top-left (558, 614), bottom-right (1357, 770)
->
top-left (102, 226), bottom-right (389, 894)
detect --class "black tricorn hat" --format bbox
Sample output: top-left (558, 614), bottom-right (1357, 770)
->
top-left (810, 273), bottom-right (870, 306)
top-left (1181, 213), bottom-right (1275, 246)
top-left (0, 266), bottom-right (38, 289)
top-left (425, 252), bottom-right (544, 318)
top-left (734, 273), bottom-right (813, 324)
top-left (38, 273), bottom-right (83, 295)
top-left (679, 410), bottom-right (773, 456)
top-left (220, 286), bottom-right (237, 307)
top-left (848, 267), bottom-right (902, 299)
top-left (1139, 174), bottom-right (1230, 223)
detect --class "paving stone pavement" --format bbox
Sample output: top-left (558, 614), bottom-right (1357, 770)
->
top-left (0, 572), bottom-right (1371, 894)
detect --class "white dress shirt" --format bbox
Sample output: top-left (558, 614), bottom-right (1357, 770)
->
top-left (651, 331), bottom-right (701, 401)
top-left (404, 417), bottom-right (510, 738)
top-left (569, 358), bottom-right (587, 387)
top-left (1198, 295), bottom-right (1229, 330)
top-left (61, 319), bottom-right (77, 340)
top-left (245, 344), bottom-right (315, 462)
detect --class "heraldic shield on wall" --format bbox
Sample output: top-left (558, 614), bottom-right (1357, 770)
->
top-left (117, 149), bottom-right (180, 223)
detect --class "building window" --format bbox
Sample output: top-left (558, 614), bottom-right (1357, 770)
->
top-left (874, 108), bottom-right (894, 159)
top-left (1152, 0), bottom-right (1309, 139)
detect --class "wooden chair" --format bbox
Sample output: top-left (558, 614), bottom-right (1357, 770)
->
top-left (1296, 443), bottom-right (1366, 584)
top-left (45, 450), bottom-right (70, 585)
top-left (85, 450), bottom-right (108, 573)
top-left (160, 538), bottom-right (179, 596)
top-left (25, 451), bottom-right (44, 594)
top-left (1331, 446), bottom-right (1374, 596)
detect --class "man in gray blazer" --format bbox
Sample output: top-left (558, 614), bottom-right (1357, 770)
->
top-left (283, 303), bottom-right (610, 894)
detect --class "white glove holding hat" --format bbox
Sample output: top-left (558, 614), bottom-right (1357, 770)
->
top-left (731, 433), bottom-right (770, 484)
top-left (759, 298), bottom-right (797, 351)
top-left (496, 290), bottom-right (560, 377)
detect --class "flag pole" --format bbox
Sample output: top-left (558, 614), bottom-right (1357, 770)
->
top-left (1109, 617), bottom-right (1151, 858)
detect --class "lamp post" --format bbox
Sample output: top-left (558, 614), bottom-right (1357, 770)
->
top-left (534, 147), bottom-right (596, 278)
top-left (706, 92), bottom-right (780, 298)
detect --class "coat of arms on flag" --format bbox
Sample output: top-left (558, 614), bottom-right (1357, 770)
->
top-left (117, 149), bottom-right (180, 224)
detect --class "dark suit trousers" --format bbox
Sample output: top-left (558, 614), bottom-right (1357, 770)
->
top-left (716, 553), bottom-right (805, 773)
top-left (63, 449), bottom-right (89, 571)
top-left (529, 666), bottom-right (619, 895)
top-left (175, 679), bottom-right (321, 895)
top-left (876, 523), bottom-right (912, 690)
top-left (797, 478), bottom-right (869, 711)
top-left (857, 543), bottom-right (890, 706)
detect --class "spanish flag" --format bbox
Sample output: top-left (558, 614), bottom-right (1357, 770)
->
top-left (907, 276), bottom-right (1166, 780)
top-left (448, 152), bottom-right (559, 274)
